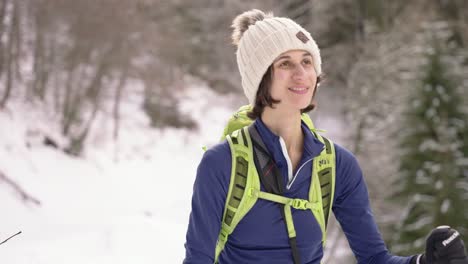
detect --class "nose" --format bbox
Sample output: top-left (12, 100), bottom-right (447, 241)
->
top-left (293, 64), bottom-right (306, 80)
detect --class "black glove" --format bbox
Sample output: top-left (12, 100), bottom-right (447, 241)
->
top-left (423, 226), bottom-right (468, 264)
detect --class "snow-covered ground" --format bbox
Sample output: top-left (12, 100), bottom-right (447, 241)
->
top-left (0, 85), bottom-right (238, 264)
top-left (0, 84), bottom-right (349, 263)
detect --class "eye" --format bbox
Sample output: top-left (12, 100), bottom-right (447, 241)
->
top-left (303, 59), bottom-right (312, 65)
top-left (279, 61), bottom-right (290, 68)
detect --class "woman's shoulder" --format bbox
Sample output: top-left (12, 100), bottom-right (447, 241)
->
top-left (198, 140), bottom-right (232, 177)
top-left (331, 142), bottom-right (364, 184)
top-left (201, 139), bottom-right (232, 166)
top-left (196, 140), bottom-right (232, 191)
top-left (332, 142), bottom-right (359, 167)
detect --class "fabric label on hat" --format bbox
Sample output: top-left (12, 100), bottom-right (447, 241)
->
top-left (296, 31), bottom-right (309, 44)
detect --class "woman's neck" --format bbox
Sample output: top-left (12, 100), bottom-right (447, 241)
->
top-left (261, 107), bottom-right (303, 154)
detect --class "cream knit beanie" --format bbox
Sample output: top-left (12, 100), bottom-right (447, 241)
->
top-left (232, 9), bottom-right (322, 105)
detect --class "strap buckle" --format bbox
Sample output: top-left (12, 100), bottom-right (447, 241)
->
top-left (290, 199), bottom-right (309, 210)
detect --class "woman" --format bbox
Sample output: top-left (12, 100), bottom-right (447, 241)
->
top-left (183, 9), bottom-right (467, 264)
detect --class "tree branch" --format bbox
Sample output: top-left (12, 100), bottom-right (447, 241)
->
top-left (0, 231), bottom-right (21, 246)
top-left (0, 170), bottom-right (41, 206)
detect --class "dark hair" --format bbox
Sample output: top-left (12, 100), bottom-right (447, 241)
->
top-left (246, 66), bottom-right (323, 120)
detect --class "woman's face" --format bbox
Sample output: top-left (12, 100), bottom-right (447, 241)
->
top-left (269, 50), bottom-right (317, 112)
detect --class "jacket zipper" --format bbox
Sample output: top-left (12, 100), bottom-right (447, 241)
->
top-left (286, 158), bottom-right (313, 190)
top-left (279, 137), bottom-right (315, 190)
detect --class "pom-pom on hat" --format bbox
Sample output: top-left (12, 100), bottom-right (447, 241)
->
top-left (232, 9), bottom-right (322, 105)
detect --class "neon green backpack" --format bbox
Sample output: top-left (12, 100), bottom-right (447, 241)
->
top-left (214, 105), bottom-right (336, 264)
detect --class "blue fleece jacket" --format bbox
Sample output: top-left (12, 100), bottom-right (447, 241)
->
top-left (184, 118), bottom-right (413, 264)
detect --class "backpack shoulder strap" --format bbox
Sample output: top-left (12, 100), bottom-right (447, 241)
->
top-left (215, 127), bottom-right (259, 263)
top-left (310, 131), bottom-right (336, 245)
top-left (319, 135), bottom-right (335, 229)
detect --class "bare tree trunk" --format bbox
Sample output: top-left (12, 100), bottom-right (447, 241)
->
top-left (31, 1), bottom-right (52, 101)
top-left (113, 65), bottom-right (127, 142)
top-left (66, 97), bottom-right (100, 156)
top-left (32, 14), bottom-right (45, 99)
top-left (61, 46), bottom-right (84, 136)
top-left (63, 68), bottom-right (86, 136)
top-left (65, 46), bottom-right (111, 155)
top-left (0, 0), bottom-right (18, 108)
top-left (62, 68), bottom-right (75, 135)
top-left (12, 0), bottom-right (21, 82)
top-left (0, 0), bottom-right (8, 76)
top-left (112, 65), bottom-right (128, 162)
top-left (50, 39), bottom-right (61, 112)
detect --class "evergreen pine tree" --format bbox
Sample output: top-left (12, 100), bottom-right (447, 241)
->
top-left (390, 43), bottom-right (468, 255)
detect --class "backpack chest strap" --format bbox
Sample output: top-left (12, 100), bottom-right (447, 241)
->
top-left (249, 188), bottom-right (321, 211)
top-left (249, 187), bottom-right (321, 247)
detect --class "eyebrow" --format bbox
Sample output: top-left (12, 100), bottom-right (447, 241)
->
top-left (274, 52), bottom-right (312, 63)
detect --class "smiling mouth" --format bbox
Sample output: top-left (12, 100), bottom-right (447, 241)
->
top-left (288, 87), bottom-right (309, 94)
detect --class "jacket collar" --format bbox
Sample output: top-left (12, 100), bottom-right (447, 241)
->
top-left (253, 117), bottom-right (324, 166)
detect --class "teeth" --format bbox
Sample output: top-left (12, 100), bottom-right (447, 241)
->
top-left (289, 87), bottom-right (307, 91)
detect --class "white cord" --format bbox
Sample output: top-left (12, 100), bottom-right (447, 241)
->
top-left (416, 254), bottom-right (422, 264)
